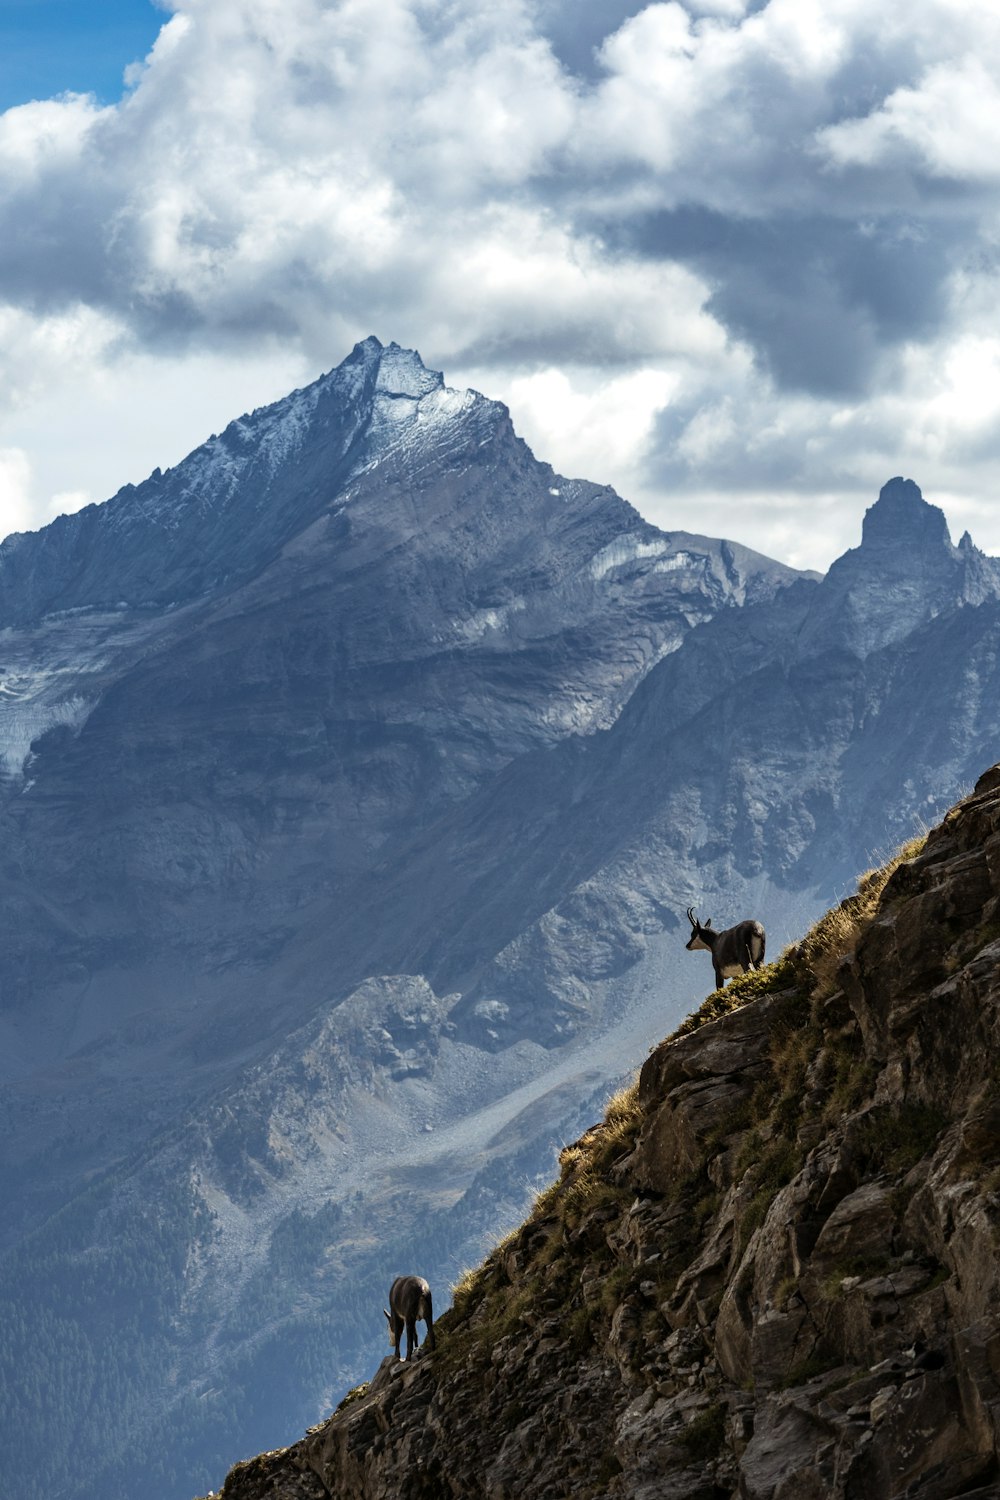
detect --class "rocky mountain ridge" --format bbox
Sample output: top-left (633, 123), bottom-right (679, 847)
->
top-left (203, 763), bottom-right (1000, 1500)
top-left (3, 340), bottom-right (1000, 1500)
top-left (0, 337), bottom-right (802, 1212)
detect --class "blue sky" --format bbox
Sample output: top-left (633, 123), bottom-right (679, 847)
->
top-left (1, 1), bottom-right (1000, 571)
top-left (0, 0), bottom-right (163, 108)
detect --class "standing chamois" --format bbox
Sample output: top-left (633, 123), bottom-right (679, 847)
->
top-left (685, 908), bottom-right (766, 990)
top-left (384, 1275), bottom-right (436, 1361)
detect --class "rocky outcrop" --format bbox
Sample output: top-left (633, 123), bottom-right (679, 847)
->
top-left (798, 474), bottom-right (1000, 659)
top-left (202, 764), bottom-right (1000, 1499)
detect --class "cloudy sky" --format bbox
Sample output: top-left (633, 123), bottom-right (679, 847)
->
top-left (1, 0), bottom-right (999, 571)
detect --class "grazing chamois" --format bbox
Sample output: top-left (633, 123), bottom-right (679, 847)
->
top-left (685, 908), bottom-right (766, 990)
top-left (384, 1275), bottom-right (436, 1361)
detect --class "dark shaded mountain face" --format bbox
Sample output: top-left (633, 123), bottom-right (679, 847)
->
top-left (0, 339), bottom-right (997, 1500)
top-left (0, 338), bottom-right (802, 1210)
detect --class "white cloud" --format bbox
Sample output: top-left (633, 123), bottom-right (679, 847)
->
top-left (818, 58), bottom-right (1000, 181)
top-left (427, 208), bottom-right (727, 365)
top-left (48, 490), bottom-right (93, 520)
top-left (0, 449), bottom-right (36, 539)
top-left (683, 0), bottom-right (748, 16)
top-left (0, 93), bottom-right (107, 184)
top-left (501, 366), bottom-right (678, 489)
top-left (633, 284), bottom-right (1000, 569)
top-left (0, 303), bottom-right (121, 409)
top-left (919, 336), bottom-right (1000, 435)
top-left (2, 0), bottom-right (1000, 565)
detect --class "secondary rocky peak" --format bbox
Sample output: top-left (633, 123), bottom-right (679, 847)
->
top-left (797, 476), bottom-right (1000, 659)
top-left (860, 476), bottom-right (951, 551)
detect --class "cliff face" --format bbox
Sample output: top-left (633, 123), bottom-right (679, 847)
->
top-left (205, 764), bottom-right (1000, 1500)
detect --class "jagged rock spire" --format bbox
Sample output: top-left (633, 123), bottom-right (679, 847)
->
top-left (860, 477), bottom-right (951, 550)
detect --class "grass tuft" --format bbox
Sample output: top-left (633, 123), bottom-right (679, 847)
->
top-left (796, 834), bottom-right (927, 998)
top-left (676, 1402), bottom-right (726, 1460)
top-left (336, 1381), bottom-right (370, 1411)
top-left (853, 1103), bottom-right (947, 1175)
top-left (672, 953), bottom-right (800, 1039)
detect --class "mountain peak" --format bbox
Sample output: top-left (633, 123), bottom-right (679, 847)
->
top-left (337, 336), bottom-right (445, 401)
top-left (861, 476), bottom-right (951, 550)
top-left (799, 476), bottom-right (1000, 659)
top-left (373, 340), bottom-right (445, 400)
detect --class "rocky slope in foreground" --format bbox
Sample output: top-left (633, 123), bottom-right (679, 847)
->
top-left (204, 764), bottom-right (1000, 1500)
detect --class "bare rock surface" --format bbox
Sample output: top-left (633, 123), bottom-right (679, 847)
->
top-left (202, 765), bottom-right (1000, 1499)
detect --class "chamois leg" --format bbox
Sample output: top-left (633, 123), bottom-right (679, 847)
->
top-left (393, 1314), bottom-right (403, 1361)
top-left (405, 1316), bottom-right (418, 1361)
top-left (425, 1295), bottom-right (436, 1352)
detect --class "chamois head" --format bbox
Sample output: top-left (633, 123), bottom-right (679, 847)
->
top-left (685, 907), bottom-right (714, 952)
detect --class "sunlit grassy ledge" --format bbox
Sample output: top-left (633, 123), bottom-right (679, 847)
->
top-left (439, 831), bottom-right (934, 1364)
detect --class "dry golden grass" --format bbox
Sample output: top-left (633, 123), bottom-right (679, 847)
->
top-left (448, 1080), bottom-right (642, 1326)
top-left (673, 952), bottom-right (799, 1039)
top-left (796, 833), bottom-right (927, 997)
top-left (449, 1224), bottom-right (519, 1317)
top-left (597, 1080), bottom-right (642, 1158)
top-left (604, 1079), bottom-right (640, 1124)
top-left (448, 1263), bottom-right (484, 1314)
top-left (447, 832), bottom-right (932, 1355)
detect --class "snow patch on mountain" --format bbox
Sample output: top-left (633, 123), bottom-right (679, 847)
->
top-left (588, 533), bottom-right (674, 580)
top-left (653, 550), bottom-right (701, 574)
top-left (0, 690), bottom-right (92, 779)
top-left (453, 597), bottom-right (527, 641)
top-left (374, 342), bottom-right (444, 401)
top-left (358, 362), bottom-right (482, 479)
